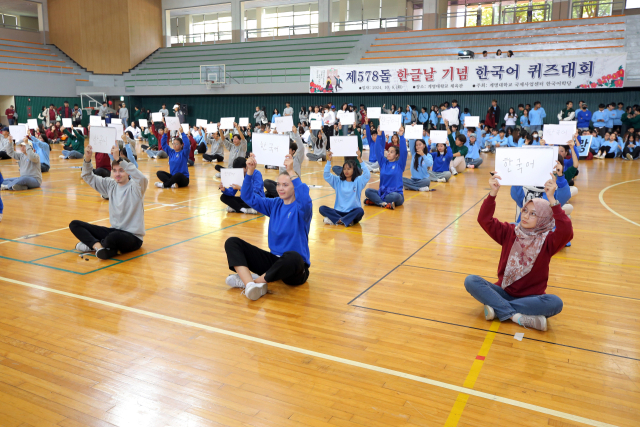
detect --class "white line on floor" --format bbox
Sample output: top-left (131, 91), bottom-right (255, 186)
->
top-left (598, 179), bottom-right (640, 227)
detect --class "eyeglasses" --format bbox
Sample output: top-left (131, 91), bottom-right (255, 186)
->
top-left (521, 207), bottom-right (537, 217)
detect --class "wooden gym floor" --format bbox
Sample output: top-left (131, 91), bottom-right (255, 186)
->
top-left (0, 143), bottom-right (638, 427)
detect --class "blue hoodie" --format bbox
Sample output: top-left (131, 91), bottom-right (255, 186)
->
top-left (29, 136), bottom-right (50, 167)
top-left (418, 111), bottom-right (429, 124)
top-left (409, 138), bottom-right (433, 179)
top-left (605, 109), bottom-right (616, 128)
top-left (429, 111), bottom-right (438, 126)
top-left (465, 137), bottom-right (481, 159)
top-left (223, 169), bottom-right (265, 198)
top-left (401, 107), bottom-right (412, 125)
top-left (161, 132), bottom-right (191, 178)
top-left (528, 107), bottom-right (546, 126)
top-left (576, 109), bottom-right (592, 128)
top-left (375, 133), bottom-right (407, 198)
top-left (324, 161), bottom-right (370, 212)
top-left (590, 135), bottom-right (602, 151)
top-left (612, 109), bottom-right (624, 126)
top-left (432, 146), bottom-right (453, 172)
top-left (591, 110), bottom-right (607, 128)
top-left (241, 172), bottom-right (313, 266)
top-left (363, 124), bottom-right (377, 163)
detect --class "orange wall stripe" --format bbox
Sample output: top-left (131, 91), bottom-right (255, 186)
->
top-left (0, 54), bottom-right (64, 63)
top-left (0, 60), bottom-right (72, 69)
top-left (0, 43), bottom-right (49, 51)
top-left (0, 48), bottom-right (56, 56)
top-left (0, 37), bottom-right (44, 45)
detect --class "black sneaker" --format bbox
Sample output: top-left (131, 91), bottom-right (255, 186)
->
top-left (140, 144), bottom-right (149, 150)
top-left (96, 248), bottom-right (118, 260)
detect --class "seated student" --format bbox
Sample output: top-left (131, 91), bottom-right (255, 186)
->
top-left (429, 142), bottom-right (453, 183)
top-left (142, 123), bottom-right (168, 159)
top-left (192, 126), bottom-right (205, 153)
top-left (594, 132), bottom-right (617, 159)
top-left (219, 157), bottom-right (260, 214)
top-left (403, 138), bottom-right (432, 191)
top-left (46, 123), bottom-right (61, 144)
top-left (362, 123), bottom-right (379, 172)
top-left (185, 128), bottom-right (198, 167)
top-left (265, 126), bottom-right (304, 198)
top-left (623, 133), bottom-right (640, 160)
top-left (588, 128), bottom-right (601, 156)
top-left (445, 120), bottom-right (467, 175)
top-left (321, 149), bottom-right (370, 226)
top-left (480, 128), bottom-right (498, 152)
top-left (307, 128), bottom-right (327, 162)
top-left (0, 127), bottom-right (12, 159)
top-left (465, 132), bottom-right (483, 169)
top-left (125, 121), bottom-right (142, 140)
top-left (70, 144), bottom-right (148, 260)
top-left (542, 134), bottom-right (579, 193)
top-left (215, 122), bottom-right (247, 178)
top-left (0, 171), bottom-right (3, 220)
top-left (224, 154), bottom-right (312, 301)
top-left (201, 128), bottom-right (225, 163)
top-left (59, 127), bottom-right (85, 159)
top-left (118, 132), bottom-right (139, 168)
top-left (364, 126), bottom-right (407, 209)
top-left (0, 137), bottom-right (42, 191)
top-left (155, 130), bottom-right (190, 188)
top-left (465, 171), bottom-right (571, 331)
top-left (490, 129), bottom-right (509, 153)
top-left (505, 128), bottom-right (517, 147)
top-left (28, 133), bottom-right (50, 173)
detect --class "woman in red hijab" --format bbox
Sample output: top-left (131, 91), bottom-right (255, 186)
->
top-left (464, 171), bottom-right (573, 331)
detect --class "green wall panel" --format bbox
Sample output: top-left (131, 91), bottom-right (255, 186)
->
top-left (130, 88), bottom-right (640, 127)
top-left (15, 96), bottom-right (86, 126)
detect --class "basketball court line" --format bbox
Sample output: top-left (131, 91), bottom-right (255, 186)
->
top-left (598, 179), bottom-right (640, 227)
top-left (0, 274), bottom-right (620, 427)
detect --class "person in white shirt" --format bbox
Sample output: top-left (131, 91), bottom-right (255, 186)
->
top-left (504, 107), bottom-right (517, 130)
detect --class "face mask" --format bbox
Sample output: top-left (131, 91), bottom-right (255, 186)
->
top-left (532, 134), bottom-right (538, 138)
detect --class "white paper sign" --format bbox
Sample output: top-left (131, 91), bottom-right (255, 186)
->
top-left (559, 120), bottom-right (577, 134)
top-left (543, 124), bottom-right (575, 145)
top-left (27, 119), bottom-right (38, 130)
top-left (101, 120), bottom-right (106, 127)
top-left (275, 116), bottom-right (294, 133)
top-left (90, 126), bottom-right (117, 154)
top-left (310, 120), bottom-right (322, 130)
top-left (9, 125), bottom-right (27, 142)
top-left (514, 332), bottom-right (524, 341)
top-left (111, 118), bottom-right (122, 125)
top-left (495, 147), bottom-right (556, 186)
top-left (253, 133), bottom-right (289, 167)
top-left (367, 107), bottom-right (381, 119)
top-left (379, 114), bottom-right (402, 133)
top-left (220, 117), bottom-right (235, 130)
top-left (196, 119), bottom-right (208, 127)
top-left (221, 168), bottom-right (245, 189)
top-left (302, 130), bottom-right (311, 143)
top-left (441, 109), bottom-right (459, 125)
top-left (107, 123), bottom-right (124, 140)
top-left (464, 116), bottom-right (480, 127)
top-left (578, 135), bottom-right (592, 156)
top-left (165, 117), bottom-right (181, 132)
top-left (337, 111), bottom-right (355, 124)
top-left (430, 130), bottom-right (448, 145)
top-left (62, 118), bottom-right (73, 128)
top-left (206, 123), bottom-right (218, 133)
top-left (139, 119), bottom-right (148, 128)
top-left (152, 112), bottom-right (163, 122)
top-left (90, 115), bottom-right (102, 126)
top-left (330, 136), bottom-right (358, 157)
top-left (405, 124), bottom-right (424, 139)
top-left (239, 117), bottom-right (249, 127)
top-left (181, 123), bottom-right (190, 134)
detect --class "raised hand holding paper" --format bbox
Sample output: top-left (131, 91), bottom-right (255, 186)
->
top-left (139, 119), bottom-right (148, 128)
top-left (196, 119), bottom-right (208, 127)
top-left (441, 109), bottom-right (459, 125)
top-left (559, 120), bottom-right (577, 134)
top-left (206, 123), bottom-right (218, 133)
top-left (111, 118), bottom-right (122, 125)
top-left (62, 118), bottom-right (73, 128)
top-left (253, 133), bottom-right (289, 166)
top-left (181, 123), bottom-right (190, 134)
top-left (330, 136), bottom-right (358, 157)
top-left (430, 130), bottom-right (448, 145)
top-left (221, 168), bottom-right (245, 189)
top-left (379, 114), bottom-right (402, 133)
top-left (543, 124), bottom-right (575, 145)
top-left (239, 117), bottom-right (249, 127)
top-left (165, 117), bottom-right (181, 132)
top-left (310, 120), bottom-right (322, 130)
top-left (9, 125), bottom-right (27, 142)
top-left (464, 116), bottom-right (480, 127)
top-left (338, 111), bottom-right (355, 124)
top-left (151, 112), bottom-right (163, 122)
top-left (220, 117), bottom-right (235, 130)
top-left (108, 123), bottom-right (124, 140)
top-left (90, 126), bottom-right (117, 154)
top-left (90, 115), bottom-right (102, 126)
top-left (495, 147), bottom-right (555, 186)
top-left (404, 124), bottom-right (424, 139)
top-left (275, 116), bottom-right (294, 133)
top-left (27, 119), bottom-right (38, 130)
top-left (367, 107), bottom-right (381, 119)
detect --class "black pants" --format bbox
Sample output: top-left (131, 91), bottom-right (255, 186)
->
top-left (93, 168), bottom-right (110, 177)
top-left (323, 125), bottom-right (334, 149)
top-left (41, 164), bottom-right (50, 173)
top-left (69, 220), bottom-right (142, 258)
top-left (224, 237), bottom-right (309, 286)
top-left (598, 146), bottom-right (615, 158)
top-left (623, 146), bottom-right (640, 159)
top-left (264, 179), bottom-right (278, 198)
top-left (203, 153), bottom-right (224, 162)
top-left (188, 159), bottom-right (194, 167)
top-left (220, 194), bottom-right (250, 211)
top-left (157, 171), bottom-right (189, 188)
top-left (0, 151), bottom-right (10, 160)
top-left (197, 142), bottom-right (207, 154)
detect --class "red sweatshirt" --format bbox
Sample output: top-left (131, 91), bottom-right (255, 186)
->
top-left (188, 134), bottom-right (197, 161)
top-left (5, 108), bottom-right (14, 119)
top-left (478, 195), bottom-right (573, 297)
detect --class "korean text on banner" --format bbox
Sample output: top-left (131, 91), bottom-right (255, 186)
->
top-left (27, 119), bottom-right (38, 130)
top-left (165, 117), bottom-right (181, 132)
top-left (275, 116), bottom-right (294, 133)
top-left (379, 114), bottom-right (402, 133)
top-left (239, 117), bottom-right (249, 127)
top-left (253, 133), bottom-right (289, 167)
top-left (495, 146), bottom-right (556, 186)
top-left (405, 124), bottom-right (424, 139)
top-left (90, 126), bottom-right (117, 154)
top-left (151, 112), bottom-right (163, 122)
top-left (430, 130), bottom-right (448, 145)
top-left (578, 135), bottom-right (592, 156)
top-left (367, 107), bottom-right (381, 119)
top-left (543, 124), bottom-right (575, 145)
top-left (62, 118), bottom-right (73, 128)
top-left (196, 119), bottom-right (208, 127)
top-left (220, 117), bottom-right (235, 130)
top-left (221, 168), bottom-right (245, 189)
top-left (464, 116), bottom-right (480, 127)
top-left (330, 136), bottom-right (359, 157)
top-left (9, 125), bottom-right (27, 142)
top-left (90, 115), bottom-right (102, 126)
top-left (139, 119), bottom-right (148, 128)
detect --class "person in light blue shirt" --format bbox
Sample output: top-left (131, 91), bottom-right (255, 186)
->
top-left (439, 105), bottom-right (447, 129)
top-left (403, 138), bottom-right (433, 191)
top-left (588, 129), bottom-right (601, 154)
top-left (605, 103), bottom-right (616, 130)
top-left (506, 129), bottom-right (517, 147)
top-left (481, 129), bottom-right (499, 152)
top-left (418, 107), bottom-right (429, 126)
top-left (490, 129), bottom-right (509, 153)
top-left (595, 131), bottom-right (617, 158)
top-left (464, 133), bottom-right (483, 168)
top-left (591, 104), bottom-right (608, 135)
top-left (613, 103), bottom-right (624, 133)
top-left (460, 108), bottom-right (471, 129)
top-left (320, 149), bottom-right (370, 226)
top-left (528, 102), bottom-right (546, 132)
top-left (29, 134), bottom-right (50, 173)
top-left (401, 106), bottom-right (413, 125)
top-left (429, 107), bottom-right (439, 130)
top-left (271, 108), bottom-right (281, 123)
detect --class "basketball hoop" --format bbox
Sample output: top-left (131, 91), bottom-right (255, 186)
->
top-left (205, 80), bottom-right (213, 89)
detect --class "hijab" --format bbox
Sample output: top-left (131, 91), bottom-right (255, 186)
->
top-left (502, 198), bottom-right (555, 289)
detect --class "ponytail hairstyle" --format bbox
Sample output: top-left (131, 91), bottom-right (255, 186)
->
top-left (413, 139), bottom-right (427, 171)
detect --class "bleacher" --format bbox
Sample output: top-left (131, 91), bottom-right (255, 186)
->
top-left (123, 35), bottom-right (361, 89)
top-left (360, 16), bottom-right (625, 62)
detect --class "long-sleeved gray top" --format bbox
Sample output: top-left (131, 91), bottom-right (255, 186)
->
top-left (279, 132), bottom-right (305, 177)
top-left (6, 142), bottom-right (42, 184)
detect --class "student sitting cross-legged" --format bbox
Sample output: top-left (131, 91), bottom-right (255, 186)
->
top-left (0, 137), bottom-right (42, 191)
top-left (219, 157), bottom-right (261, 214)
top-left (70, 144), bottom-right (148, 260)
top-left (155, 129), bottom-right (190, 189)
top-left (224, 153), bottom-right (312, 301)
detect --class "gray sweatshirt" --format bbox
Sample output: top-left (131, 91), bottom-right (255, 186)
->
top-left (222, 131), bottom-right (247, 168)
top-left (205, 133), bottom-right (224, 156)
top-left (119, 107), bottom-right (129, 120)
top-left (159, 108), bottom-right (169, 117)
top-left (279, 132), bottom-right (305, 177)
top-left (283, 107), bottom-right (294, 116)
top-left (0, 135), bottom-right (11, 153)
top-left (82, 158), bottom-right (148, 241)
top-left (6, 142), bottom-right (42, 184)
top-left (309, 132), bottom-right (327, 157)
top-left (253, 110), bottom-right (266, 124)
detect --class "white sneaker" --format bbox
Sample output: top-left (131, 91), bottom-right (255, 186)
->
top-left (155, 182), bottom-right (164, 188)
top-left (75, 242), bottom-right (93, 252)
top-left (437, 178), bottom-right (447, 183)
top-left (323, 217), bottom-right (335, 225)
top-left (452, 169), bottom-right (458, 176)
top-left (226, 207), bottom-right (237, 213)
top-left (317, 158), bottom-right (323, 163)
top-left (0, 213), bottom-right (3, 221)
top-left (484, 305), bottom-right (495, 321)
top-left (371, 168), bottom-right (380, 173)
top-left (225, 273), bottom-right (259, 288)
top-left (0, 184), bottom-right (8, 191)
top-left (244, 208), bottom-right (258, 214)
top-left (418, 186), bottom-right (430, 192)
top-left (243, 282), bottom-right (268, 300)
top-left (215, 172), bottom-right (221, 178)
top-left (513, 313), bottom-right (547, 331)
top-left (59, 155), bottom-right (66, 158)
top-left (171, 183), bottom-right (178, 189)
